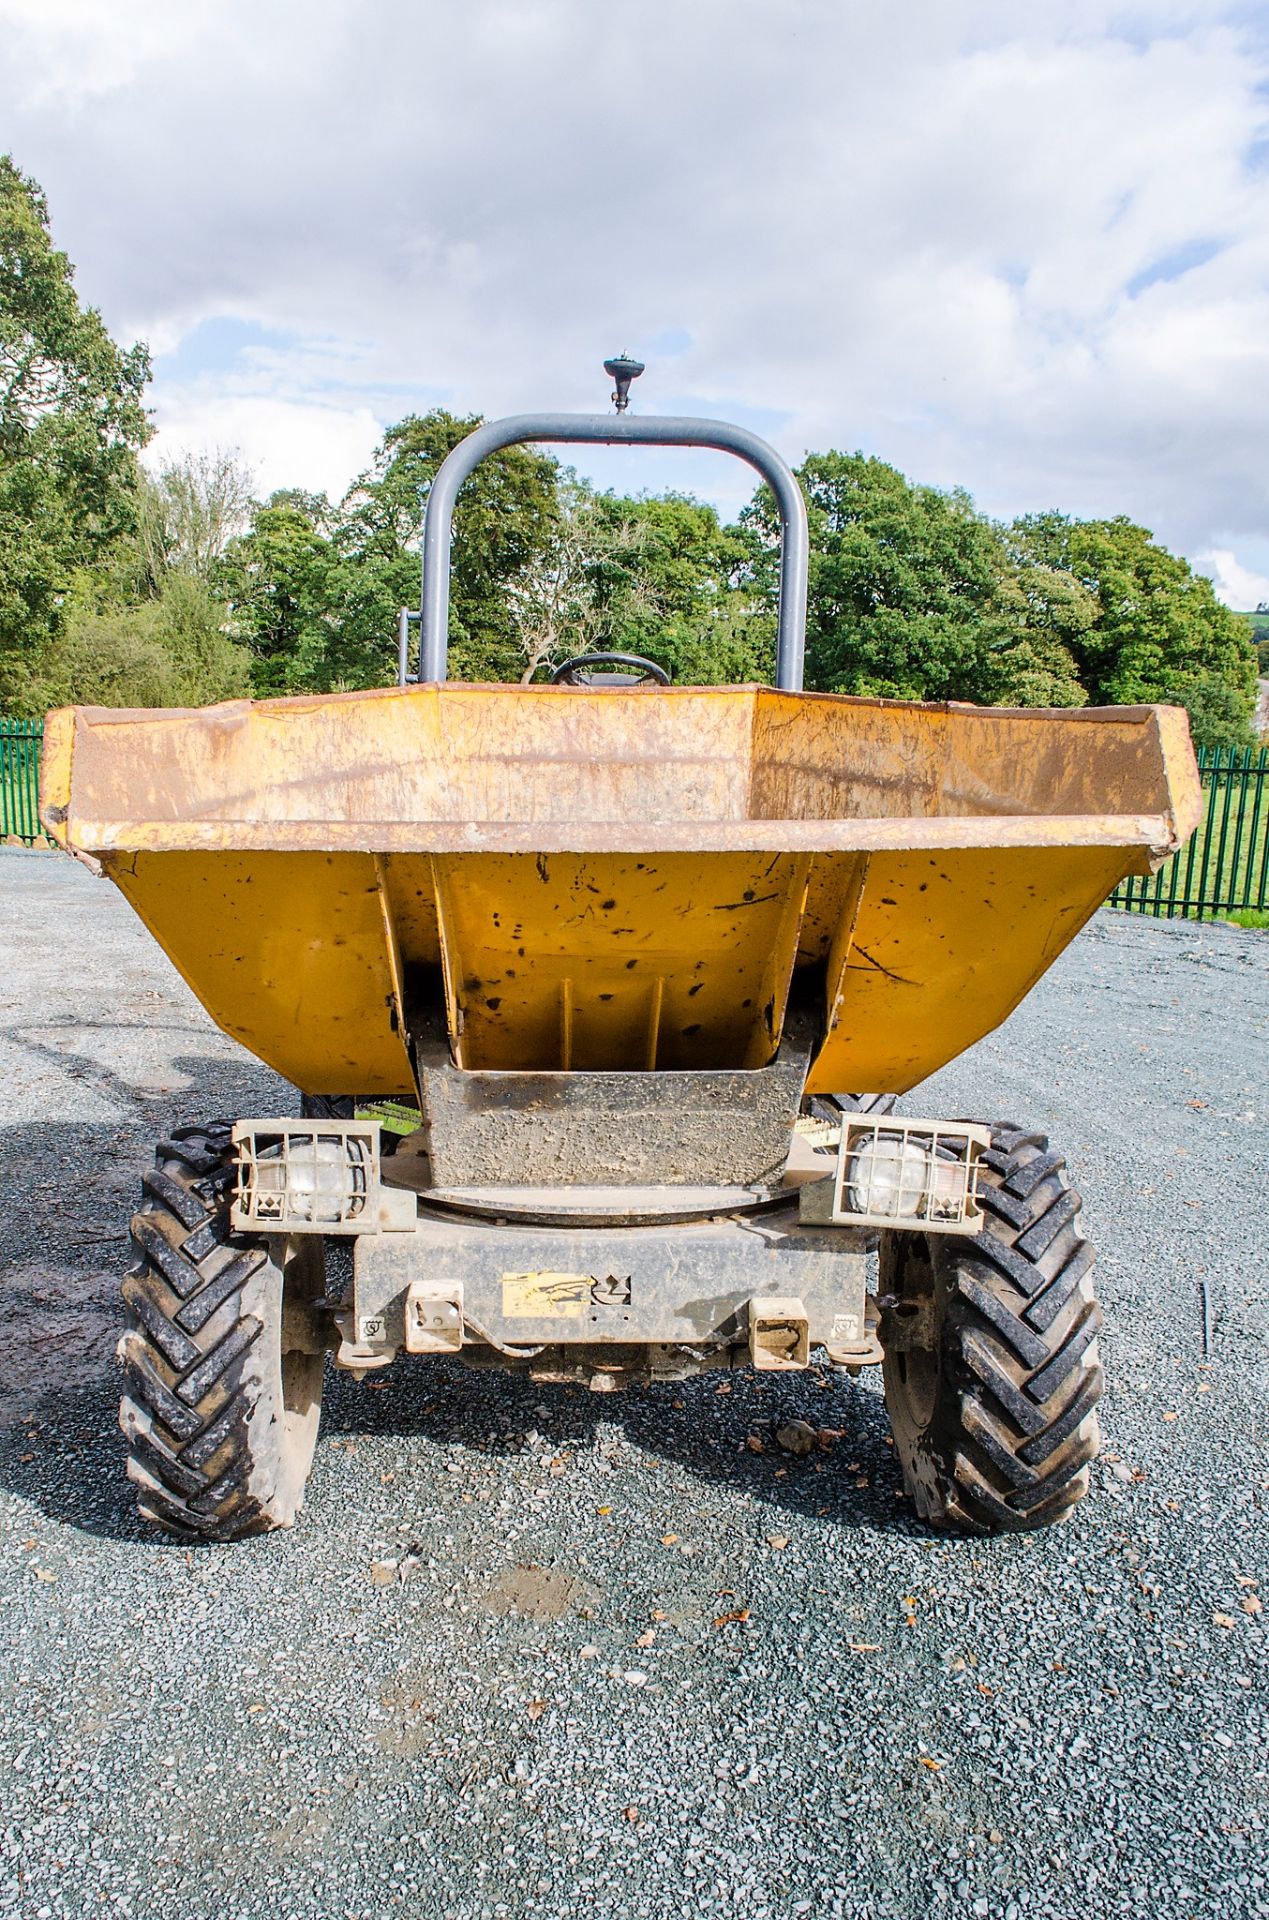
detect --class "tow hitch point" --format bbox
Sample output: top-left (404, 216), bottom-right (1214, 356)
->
top-left (748, 1296), bottom-right (810, 1372)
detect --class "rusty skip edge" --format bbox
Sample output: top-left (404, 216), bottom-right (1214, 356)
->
top-left (38, 693), bottom-right (1203, 869)
top-left (42, 815), bottom-right (1189, 861)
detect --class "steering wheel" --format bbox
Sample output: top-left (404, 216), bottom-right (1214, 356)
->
top-left (549, 652), bottom-right (671, 687)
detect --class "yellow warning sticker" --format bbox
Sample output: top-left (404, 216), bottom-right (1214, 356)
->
top-left (501, 1271), bottom-right (591, 1319)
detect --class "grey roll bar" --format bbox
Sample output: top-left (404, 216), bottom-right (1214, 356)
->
top-left (414, 412), bottom-right (808, 691)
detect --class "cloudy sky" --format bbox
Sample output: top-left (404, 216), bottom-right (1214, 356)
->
top-left (4, 0), bottom-right (1268, 603)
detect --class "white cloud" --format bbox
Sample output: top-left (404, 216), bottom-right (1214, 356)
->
top-left (1194, 548), bottom-right (1269, 610)
top-left (2, 0), bottom-right (1267, 573)
top-left (144, 390), bottom-right (383, 504)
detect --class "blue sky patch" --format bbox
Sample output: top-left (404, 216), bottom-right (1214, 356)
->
top-left (647, 327), bottom-right (693, 357)
top-left (154, 315), bottom-right (297, 378)
top-left (1126, 237), bottom-right (1223, 299)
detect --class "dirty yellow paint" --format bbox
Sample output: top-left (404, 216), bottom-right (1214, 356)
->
top-left (804, 844), bottom-right (1132, 1094)
top-left (501, 1272), bottom-right (591, 1318)
top-left (41, 683), bottom-right (1204, 1097)
top-left (430, 848), bottom-right (811, 1072)
top-left (104, 849), bottom-right (414, 1094)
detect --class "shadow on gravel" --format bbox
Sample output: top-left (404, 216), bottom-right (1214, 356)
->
top-left (319, 1354), bottom-right (927, 1538)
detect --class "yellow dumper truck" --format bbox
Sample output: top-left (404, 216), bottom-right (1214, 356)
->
top-left (40, 366), bottom-right (1202, 1542)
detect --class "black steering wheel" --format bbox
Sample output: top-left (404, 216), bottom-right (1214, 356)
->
top-left (549, 652), bottom-right (671, 687)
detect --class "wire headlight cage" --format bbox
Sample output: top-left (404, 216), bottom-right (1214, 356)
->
top-left (826, 1119), bottom-right (991, 1234)
top-left (232, 1120), bottom-right (381, 1235)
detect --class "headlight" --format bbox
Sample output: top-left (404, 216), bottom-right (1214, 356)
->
top-left (258, 1134), bottom-right (356, 1224)
top-left (233, 1122), bottom-right (378, 1233)
top-left (817, 1120), bottom-right (990, 1234)
top-left (845, 1133), bottom-right (930, 1220)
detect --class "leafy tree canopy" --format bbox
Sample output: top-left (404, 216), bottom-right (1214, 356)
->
top-left (506, 481), bottom-right (769, 686)
top-left (743, 451), bottom-right (1088, 709)
top-left (331, 411), bottom-right (562, 686)
top-left (1009, 512), bottom-right (1258, 747)
top-left (216, 495), bottom-right (336, 695)
top-left (0, 154), bottom-right (152, 709)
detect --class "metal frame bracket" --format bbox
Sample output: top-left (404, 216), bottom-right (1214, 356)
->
top-left (748, 1294), bottom-right (811, 1371)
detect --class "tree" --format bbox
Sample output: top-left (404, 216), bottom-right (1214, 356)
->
top-left (1244, 608), bottom-right (1269, 676)
top-left (22, 569), bottom-right (250, 711)
top-left (1010, 513), bottom-right (1258, 747)
top-left (977, 560), bottom-right (1095, 708)
top-left (584, 491), bottom-right (767, 682)
top-left (217, 493), bottom-right (337, 694)
top-left (0, 155), bottom-right (152, 712)
top-left (21, 442), bottom-right (259, 711)
top-left (504, 476), bottom-right (627, 681)
top-left (743, 452), bottom-right (1085, 707)
top-left (330, 411), bottom-right (561, 685)
top-left (507, 481), bottom-right (766, 684)
top-left (139, 447), bottom-right (254, 588)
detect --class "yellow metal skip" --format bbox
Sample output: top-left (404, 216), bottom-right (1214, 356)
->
top-left (429, 849), bottom-right (812, 1072)
top-left (42, 684), bottom-right (1203, 1097)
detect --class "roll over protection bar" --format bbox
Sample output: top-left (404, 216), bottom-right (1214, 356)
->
top-left (410, 411), bottom-right (809, 691)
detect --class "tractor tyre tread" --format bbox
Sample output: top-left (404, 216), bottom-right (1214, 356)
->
top-left (829, 1092), bottom-right (898, 1117)
top-left (118, 1125), bottom-right (323, 1541)
top-left (881, 1125), bottom-right (1103, 1535)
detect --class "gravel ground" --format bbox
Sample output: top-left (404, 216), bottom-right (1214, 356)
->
top-left (0, 846), bottom-right (1265, 1920)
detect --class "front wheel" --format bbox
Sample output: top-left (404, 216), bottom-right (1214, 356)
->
top-left (118, 1123), bottom-right (326, 1540)
top-left (880, 1124), bottom-right (1103, 1533)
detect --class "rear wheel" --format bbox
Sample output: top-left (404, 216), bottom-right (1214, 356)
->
top-left (118, 1123), bottom-right (326, 1540)
top-left (879, 1124), bottom-right (1103, 1533)
top-left (819, 1092), bottom-right (897, 1118)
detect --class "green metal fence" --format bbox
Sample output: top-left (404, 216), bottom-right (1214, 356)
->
top-left (1109, 745), bottom-right (1269, 920)
top-left (1, 718), bottom-right (46, 844)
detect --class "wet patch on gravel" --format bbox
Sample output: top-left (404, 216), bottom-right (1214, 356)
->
top-left (0, 1260), bottom-right (121, 1427)
top-left (0, 851), bottom-right (1266, 1920)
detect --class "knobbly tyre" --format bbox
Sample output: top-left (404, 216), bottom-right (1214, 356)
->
top-left (39, 355), bottom-right (1202, 1542)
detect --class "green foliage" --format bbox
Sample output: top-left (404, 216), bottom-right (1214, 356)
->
top-left (140, 449), bottom-right (254, 587)
top-left (21, 569), bottom-right (250, 710)
top-left (219, 412), bottom-right (564, 694)
top-left (335, 411), bottom-right (561, 685)
top-left (9, 448), bottom-right (256, 713)
top-left (743, 453), bottom-right (1086, 707)
top-left (0, 154), bottom-right (151, 710)
top-left (509, 482), bottom-right (770, 685)
top-left (1009, 513), bottom-right (1258, 748)
top-left (592, 492), bottom-right (770, 682)
top-left (217, 495), bottom-right (336, 694)
top-left (1244, 613), bottom-right (1269, 675)
top-left (1170, 671), bottom-right (1259, 752)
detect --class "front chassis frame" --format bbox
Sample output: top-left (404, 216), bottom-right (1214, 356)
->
top-left (337, 1196), bottom-right (872, 1384)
